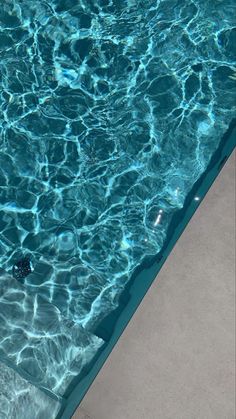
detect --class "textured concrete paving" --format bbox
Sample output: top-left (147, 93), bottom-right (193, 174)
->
top-left (73, 151), bottom-right (235, 419)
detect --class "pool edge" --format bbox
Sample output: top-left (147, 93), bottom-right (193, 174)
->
top-left (57, 119), bottom-right (236, 419)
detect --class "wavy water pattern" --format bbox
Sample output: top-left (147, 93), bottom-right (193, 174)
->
top-left (0, 271), bottom-right (104, 396)
top-left (0, 362), bottom-right (60, 419)
top-left (0, 0), bottom-right (236, 406)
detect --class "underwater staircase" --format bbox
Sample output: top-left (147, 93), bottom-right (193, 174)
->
top-left (0, 269), bottom-right (105, 418)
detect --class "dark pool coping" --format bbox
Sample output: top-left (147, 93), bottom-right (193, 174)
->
top-left (57, 118), bottom-right (236, 419)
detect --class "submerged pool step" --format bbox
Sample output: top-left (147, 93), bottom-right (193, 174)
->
top-left (0, 361), bottom-right (60, 419)
top-left (0, 270), bottom-right (104, 399)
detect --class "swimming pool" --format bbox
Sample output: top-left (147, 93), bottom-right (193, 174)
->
top-left (0, 1), bottom-right (235, 418)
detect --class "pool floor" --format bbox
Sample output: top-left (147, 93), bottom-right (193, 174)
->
top-left (0, 0), bottom-right (236, 417)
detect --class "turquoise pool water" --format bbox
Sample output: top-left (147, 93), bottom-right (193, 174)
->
top-left (0, 1), bottom-right (236, 417)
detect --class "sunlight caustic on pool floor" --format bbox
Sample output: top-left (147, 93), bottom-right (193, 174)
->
top-left (0, 0), bottom-right (236, 417)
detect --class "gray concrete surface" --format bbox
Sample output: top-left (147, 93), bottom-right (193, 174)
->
top-left (73, 151), bottom-right (235, 419)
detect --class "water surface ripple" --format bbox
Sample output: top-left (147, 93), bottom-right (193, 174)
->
top-left (0, 0), bottom-right (235, 414)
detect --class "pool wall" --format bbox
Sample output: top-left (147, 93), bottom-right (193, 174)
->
top-left (57, 120), bottom-right (236, 419)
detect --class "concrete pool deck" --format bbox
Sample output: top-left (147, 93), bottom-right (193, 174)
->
top-left (73, 151), bottom-right (235, 419)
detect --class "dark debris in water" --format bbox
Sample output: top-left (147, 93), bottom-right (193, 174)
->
top-left (12, 257), bottom-right (33, 280)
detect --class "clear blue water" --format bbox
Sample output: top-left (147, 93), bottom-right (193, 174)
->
top-left (0, 0), bottom-right (236, 417)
